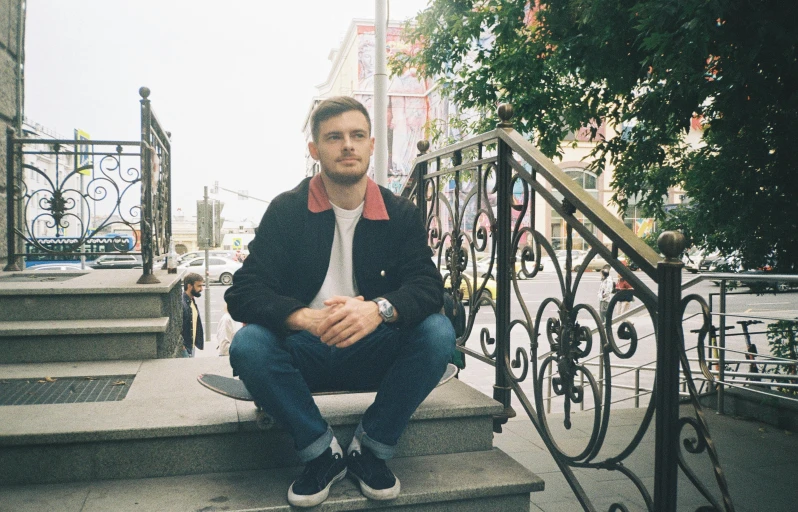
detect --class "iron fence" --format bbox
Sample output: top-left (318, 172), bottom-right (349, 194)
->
top-left (405, 104), bottom-right (735, 511)
top-left (4, 87), bottom-right (171, 284)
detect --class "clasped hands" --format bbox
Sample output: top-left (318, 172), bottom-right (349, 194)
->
top-left (286, 296), bottom-right (382, 349)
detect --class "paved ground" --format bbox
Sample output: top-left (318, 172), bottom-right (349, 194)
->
top-left (457, 355), bottom-right (798, 512)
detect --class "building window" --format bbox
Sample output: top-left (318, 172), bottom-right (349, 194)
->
top-left (551, 167), bottom-right (598, 251)
top-left (623, 193), bottom-right (656, 236)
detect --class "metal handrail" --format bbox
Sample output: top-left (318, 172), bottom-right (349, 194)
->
top-left (408, 105), bottom-right (739, 510)
top-left (3, 87), bottom-right (171, 284)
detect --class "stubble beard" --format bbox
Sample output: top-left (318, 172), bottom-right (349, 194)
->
top-left (322, 164), bottom-right (369, 186)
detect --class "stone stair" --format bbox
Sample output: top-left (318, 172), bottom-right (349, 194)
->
top-left (0, 269), bottom-right (184, 362)
top-left (0, 356), bottom-right (544, 511)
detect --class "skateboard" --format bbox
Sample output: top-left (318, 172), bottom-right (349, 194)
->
top-left (198, 363), bottom-right (459, 429)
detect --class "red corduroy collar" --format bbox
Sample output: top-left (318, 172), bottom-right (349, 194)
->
top-left (307, 174), bottom-right (389, 221)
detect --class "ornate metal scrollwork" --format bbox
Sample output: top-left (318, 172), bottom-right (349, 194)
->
top-left (408, 113), bottom-right (735, 509)
top-left (12, 143), bottom-right (143, 258)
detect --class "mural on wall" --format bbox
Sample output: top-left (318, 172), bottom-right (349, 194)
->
top-left (357, 26), bottom-right (432, 194)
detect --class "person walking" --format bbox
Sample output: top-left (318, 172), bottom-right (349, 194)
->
top-left (225, 96), bottom-right (455, 508)
top-left (597, 267), bottom-right (614, 324)
top-left (616, 275), bottom-right (634, 315)
top-left (216, 303), bottom-right (241, 356)
top-left (181, 273), bottom-right (205, 357)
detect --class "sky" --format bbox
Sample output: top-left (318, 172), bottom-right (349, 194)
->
top-left (24, 0), bottom-right (430, 222)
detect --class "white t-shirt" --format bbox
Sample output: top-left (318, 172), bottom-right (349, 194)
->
top-left (309, 201), bottom-right (364, 309)
top-left (216, 312), bottom-right (241, 356)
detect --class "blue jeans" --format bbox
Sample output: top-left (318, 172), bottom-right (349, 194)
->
top-left (229, 313), bottom-right (455, 462)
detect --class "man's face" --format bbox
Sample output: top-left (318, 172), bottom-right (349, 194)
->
top-left (308, 110), bottom-right (374, 186)
top-left (189, 281), bottom-right (204, 298)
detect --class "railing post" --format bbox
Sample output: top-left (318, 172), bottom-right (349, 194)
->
top-left (634, 368), bottom-right (640, 408)
top-left (415, 141), bottom-right (429, 219)
top-left (493, 104), bottom-right (516, 432)
top-left (654, 231), bottom-right (686, 511)
top-left (718, 280), bottom-right (727, 414)
top-left (4, 127), bottom-right (21, 271)
top-left (137, 86), bottom-right (159, 284)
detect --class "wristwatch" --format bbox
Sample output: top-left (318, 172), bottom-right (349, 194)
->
top-left (372, 297), bottom-right (395, 323)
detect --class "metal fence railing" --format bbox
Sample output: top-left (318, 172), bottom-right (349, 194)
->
top-left (402, 104), bottom-right (743, 510)
top-left (4, 87), bottom-right (171, 284)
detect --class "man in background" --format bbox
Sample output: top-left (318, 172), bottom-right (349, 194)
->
top-left (181, 272), bottom-right (205, 357)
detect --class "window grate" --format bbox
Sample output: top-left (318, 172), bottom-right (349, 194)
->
top-left (0, 375), bottom-right (135, 405)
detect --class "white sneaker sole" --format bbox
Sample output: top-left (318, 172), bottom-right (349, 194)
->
top-left (287, 468), bottom-right (347, 508)
top-left (353, 474), bottom-right (401, 501)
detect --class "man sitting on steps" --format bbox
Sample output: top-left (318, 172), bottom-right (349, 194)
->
top-left (224, 96), bottom-right (456, 508)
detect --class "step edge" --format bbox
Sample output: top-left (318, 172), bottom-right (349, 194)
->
top-left (0, 317), bottom-right (170, 336)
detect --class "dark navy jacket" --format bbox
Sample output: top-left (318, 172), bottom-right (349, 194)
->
top-left (224, 175), bottom-right (443, 337)
top-left (182, 291), bottom-right (204, 353)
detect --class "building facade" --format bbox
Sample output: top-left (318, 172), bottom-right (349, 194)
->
top-left (0, 0), bottom-right (25, 267)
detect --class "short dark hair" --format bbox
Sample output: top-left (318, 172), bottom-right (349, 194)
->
top-left (310, 96), bottom-right (371, 143)
top-left (184, 272), bottom-right (204, 290)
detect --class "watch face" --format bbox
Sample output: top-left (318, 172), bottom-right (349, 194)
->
top-left (378, 299), bottom-right (394, 320)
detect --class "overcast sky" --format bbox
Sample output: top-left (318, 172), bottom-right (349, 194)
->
top-left (25, 0), bottom-right (429, 221)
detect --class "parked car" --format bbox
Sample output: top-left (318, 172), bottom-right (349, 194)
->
top-left (178, 256), bottom-right (242, 285)
top-left (738, 269), bottom-right (796, 292)
top-left (618, 252), bottom-right (640, 271)
top-left (27, 263), bottom-right (94, 272)
top-left (475, 253), bottom-right (543, 280)
top-left (573, 253), bottom-right (609, 273)
top-left (440, 267), bottom-right (497, 301)
top-left (539, 250), bottom-right (586, 273)
top-left (177, 250), bottom-right (233, 265)
top-left (88, 254), bottom-right (142, 269)
top-left (682, 248), bottom-right (706, 272)
top-left (698, 252), bottom-right (744, 272)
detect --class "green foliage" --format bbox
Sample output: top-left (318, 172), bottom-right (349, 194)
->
top-left (395, 0), bottom-right (798, 271)
top-left (766, 320), bottom-right (798, 396)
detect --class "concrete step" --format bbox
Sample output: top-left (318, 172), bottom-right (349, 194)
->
top-left (0, 318), bottom-right (168, 363)
top-left (0, 269), bottom-right (184, 359)
top-left (0, 448), bottom-right (544, 512)
top-left (0, 357), bottom-right (504, 485)
top-left (0, 269), bottom-right (180, 322)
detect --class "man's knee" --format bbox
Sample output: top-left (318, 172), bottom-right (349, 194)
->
top-left (229, 324), bottom-right (282, 365)
top-left (413, 313), bottom-right (457, 362)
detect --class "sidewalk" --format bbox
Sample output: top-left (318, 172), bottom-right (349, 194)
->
top-left (458, 357), bottom-right (798, 512)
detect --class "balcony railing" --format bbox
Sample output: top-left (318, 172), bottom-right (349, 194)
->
top-left (4, 87), bottom-right (171, 284)
top-left (404, 104), bottom-right (735, 511)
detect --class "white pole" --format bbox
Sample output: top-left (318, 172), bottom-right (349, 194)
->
top-left (374, 0), bottom-right (389, 187)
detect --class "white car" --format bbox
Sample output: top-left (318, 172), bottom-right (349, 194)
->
top-left (539, 249), bottom-right (586, 273)
top-left (27, 263), bottom-right (94, 272)
top-left (572, 252), bottom-right (609, 273)
top-left (177, 250), bottom-right (233, 265)
top-left (178, 256), bottom-right (242, 285)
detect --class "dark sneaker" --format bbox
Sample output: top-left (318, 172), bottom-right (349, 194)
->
top-left (347, 446), bottom-right (401, 500)
top-left (287, 447), bottom-right (347, 507)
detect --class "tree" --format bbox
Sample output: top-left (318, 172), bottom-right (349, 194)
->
top-left (394, 0), bottom-right (798, 272)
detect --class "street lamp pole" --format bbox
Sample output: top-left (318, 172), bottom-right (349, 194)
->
top-left (374, 0), bottom-right (389, 186)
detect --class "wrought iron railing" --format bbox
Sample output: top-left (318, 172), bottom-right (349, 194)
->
top-left (405, 104), bottom-right (735, 511)
top-left (4, 87), bottom-right (171, 284)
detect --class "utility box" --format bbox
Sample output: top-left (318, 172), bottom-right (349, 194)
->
top-left (196, 199), bottom-right (224, 248)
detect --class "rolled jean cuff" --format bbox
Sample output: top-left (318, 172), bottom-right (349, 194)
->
top-left (297, 425), bottom-right (334, 463)
top-left (355, 423), bottom-right (395, 460)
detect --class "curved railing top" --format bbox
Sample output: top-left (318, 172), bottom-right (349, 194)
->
top-left (405, 120), bottom-right (661, 284)
top-left (498, 127), bottom-right (661, 280)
